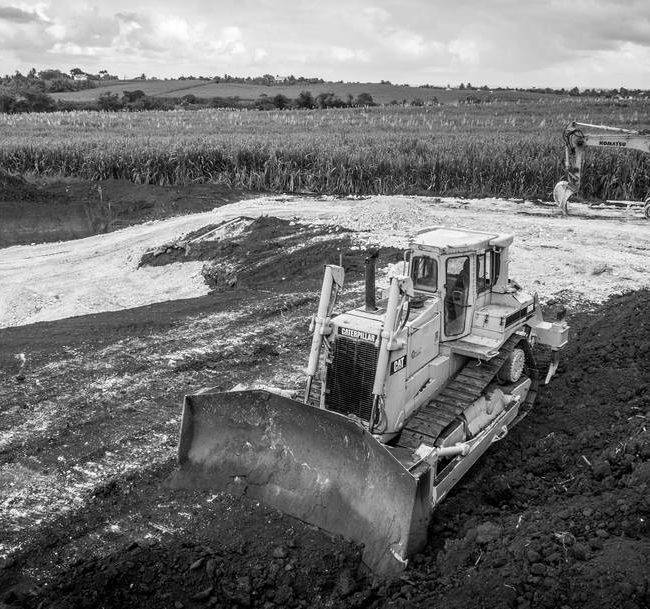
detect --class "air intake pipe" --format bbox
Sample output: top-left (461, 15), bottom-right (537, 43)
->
top-left (365, 251), bottom-right (378, 311)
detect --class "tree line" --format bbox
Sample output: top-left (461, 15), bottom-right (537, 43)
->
top-left (0, 88), bottom-right (382, 114)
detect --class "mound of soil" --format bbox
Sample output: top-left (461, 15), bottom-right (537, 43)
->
top-left (1, 464), bottom-right (367, 609)
top-left (140, 216), bottom-right (403, 291)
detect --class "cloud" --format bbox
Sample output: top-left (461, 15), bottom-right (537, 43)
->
top-left (0, 5), bottom-right (45, 23)
top-left (0, 0), bottom-right (647, 87)
top-left (48, 42), bottom-right (103, 57)
top-left (209, 25), bottom-right (246, 56)
top-left (331, 46), bottom-right (370, 63)
top-left (361, 6), bottom-right (390, 22)
top-left (252, 47), bottom-right (268, 63)
top-left (448, 39), bottom-right (480, 66)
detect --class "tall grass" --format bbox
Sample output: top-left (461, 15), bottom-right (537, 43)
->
top-left (0, 99), bottom-right (648, 200)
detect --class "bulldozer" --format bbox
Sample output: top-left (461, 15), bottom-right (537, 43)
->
top-left (173, 226), bottom-right (568, 574)
top-left (553, 121), bottom-right (650, 218)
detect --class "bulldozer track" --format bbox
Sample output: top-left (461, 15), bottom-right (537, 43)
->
top-left (396, 333), bottom-right (539, 452)
top-left (306, 333), bottom-right (542, 452)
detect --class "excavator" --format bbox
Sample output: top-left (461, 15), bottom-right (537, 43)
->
top-left (553, 121), bottom-right (650, 218)
top-left (173, 227), bottom-right (568, 574)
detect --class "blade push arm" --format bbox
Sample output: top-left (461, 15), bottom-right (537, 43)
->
top-left (303, 264), bottom-right (344, 403)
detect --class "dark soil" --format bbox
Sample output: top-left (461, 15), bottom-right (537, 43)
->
top-left (0, 175), bottom-right (249, 247)
top-left (0, 211), bottom-right (647, 609)
top-left (1, 462), bottom-right (365, 609)
top-left (381, 289), bottom-right (649, 609)
top-left (139, 215), bottom-right (401, 292)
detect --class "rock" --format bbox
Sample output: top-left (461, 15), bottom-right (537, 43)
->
top-left (190, 558), bottom-right (205, 571)
top-left (546, 552), bottom-right (562, 563)
top-left (582, 507), bottom-right (593, 517)
top-left (530, 563), bottom-right (546, 576)
top-left (589, 537), bottom-right (603, 550)
top-left (630, 461), bottom-right (650, 485)
top-left (618, 581), bottom-right (635, 597)
top-left (237, 576), bottom-right (251, 593)
top-left (205, 558), bottom-right (217, 579)
top-left (475, 521), bottom-right (502, 544)
top-left (592, 460), bottom-right (612, 480)
top-left (526, 550), bottom-right (541, 563)
top-left (191, 586), bottom-right (214, 602)
top-left (272, 546), bottom-right (288, 559)
top-left (274, 584), bottom-right (293, 604)
top-left (492, 555), bottom-right (507, 567)
top-left (570, 542), bottom-right (588, 561)
top-left (175, 602), bottom-right (184, 609)
top-left (335, 568), bottom-right (358, 597)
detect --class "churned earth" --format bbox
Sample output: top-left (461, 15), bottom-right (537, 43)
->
top-left (0, 180), bottom-right (648, 608)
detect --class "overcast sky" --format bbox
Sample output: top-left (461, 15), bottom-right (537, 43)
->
top-left (0, 0), bottom-right (648, 88)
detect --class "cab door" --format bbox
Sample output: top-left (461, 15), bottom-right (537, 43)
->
top-left (443, 254), bottom-right (474, 338)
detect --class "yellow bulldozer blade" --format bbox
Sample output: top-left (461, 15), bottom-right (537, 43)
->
top-left (171, 390), bottom-right (432, 574)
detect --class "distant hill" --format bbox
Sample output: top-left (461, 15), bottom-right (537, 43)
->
top-left (53, 79), bottom-right (549, 104)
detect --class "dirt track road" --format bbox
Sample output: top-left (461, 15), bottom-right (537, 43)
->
top-left (2, 195), bottom-right (648, 328)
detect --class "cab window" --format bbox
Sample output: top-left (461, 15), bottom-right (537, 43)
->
top-left (477, 250), bottom-right (500, 292)
top-left (410, 256), bottom-right (437, 291)
top-left (476, 252), bottom-right (491, 292)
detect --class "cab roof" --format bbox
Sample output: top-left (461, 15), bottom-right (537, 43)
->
top-left (412, 226), bottom-right (513, 254)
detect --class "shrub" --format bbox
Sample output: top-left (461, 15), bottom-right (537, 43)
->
top-left (98, 92), bottom-right (122, 111)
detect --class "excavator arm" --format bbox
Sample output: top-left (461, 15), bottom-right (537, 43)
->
top-left (553, 121), bottom-right (650, 216)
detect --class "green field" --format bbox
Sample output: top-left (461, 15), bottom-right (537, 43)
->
top-left (52, 79), bottom-right (548, 105)
top-left (1, 99), bottom-right (648, 200)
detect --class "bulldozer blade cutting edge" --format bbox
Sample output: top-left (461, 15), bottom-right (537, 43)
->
top-left (171, 390), bottom-right (432, 574)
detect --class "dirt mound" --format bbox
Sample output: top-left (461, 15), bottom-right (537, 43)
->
top-left (0, 463), bottom-right (367, 609)
top-left (140, 216), bottom-right (402, 291)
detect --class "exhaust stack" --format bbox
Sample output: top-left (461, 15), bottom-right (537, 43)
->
top-left (365, 252), bottom-right (378, 311)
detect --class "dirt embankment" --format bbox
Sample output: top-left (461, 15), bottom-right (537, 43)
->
top-left (0, 173), bottom-right (247, 247)
top-left (138, 215), bottom-right (401, 292)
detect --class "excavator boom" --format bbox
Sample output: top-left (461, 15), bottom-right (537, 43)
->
top-left (553, 121), bottom-right (650, 217)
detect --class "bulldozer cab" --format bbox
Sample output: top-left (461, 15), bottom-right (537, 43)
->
top-left (410, 227), bottom-right (511, 341)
